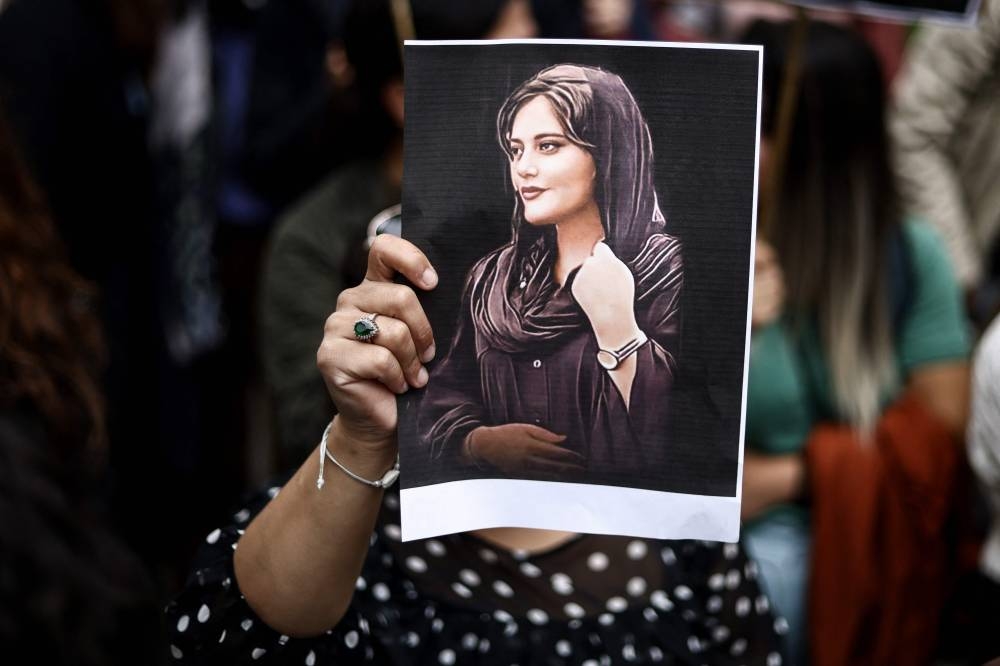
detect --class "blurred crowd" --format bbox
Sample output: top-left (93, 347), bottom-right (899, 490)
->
top-left (1, 0), bottom-right (999, 664)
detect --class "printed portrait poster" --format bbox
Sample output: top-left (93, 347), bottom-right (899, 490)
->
top-left (788, 0), bottom-right (981, 23)
top-left (397, 40), bottom-right (761, 542)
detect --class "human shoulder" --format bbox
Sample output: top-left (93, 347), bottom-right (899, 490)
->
top-left (271, 160), bottom-right (393, 251)
top-left (901, 218), bottom-right (958, 282)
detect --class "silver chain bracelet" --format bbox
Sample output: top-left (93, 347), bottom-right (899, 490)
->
top-left (316, 421), bottom-right (400, 490)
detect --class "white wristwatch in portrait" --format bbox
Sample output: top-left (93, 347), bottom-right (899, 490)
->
top-left (596, 331), bottom-right (648, 371)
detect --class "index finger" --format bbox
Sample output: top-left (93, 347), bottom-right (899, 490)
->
top-left (367, 234), bottom-right (438, 289)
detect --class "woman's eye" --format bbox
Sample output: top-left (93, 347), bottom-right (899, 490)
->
top-left (539, 142), bottom-right (559, 152)
top-left (508, 145), bottom-right (522, 159)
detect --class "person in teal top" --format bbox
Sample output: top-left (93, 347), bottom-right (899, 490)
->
top-left (739, 21), bottom-right (971, 665)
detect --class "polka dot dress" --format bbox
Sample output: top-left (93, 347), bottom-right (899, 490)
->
top-left (166, 483), bottom-right (787, 664)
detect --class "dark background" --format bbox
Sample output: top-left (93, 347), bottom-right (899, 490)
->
top-left (399, 42), bottom-right (760, 496)
top-left (795, 0), bottom-right (977, 18)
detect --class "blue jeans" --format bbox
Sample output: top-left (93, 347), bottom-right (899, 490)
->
top-left (743, 512), bottom-right (811, 665)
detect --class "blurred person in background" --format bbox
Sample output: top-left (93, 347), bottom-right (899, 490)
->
top-left (0, 0), bottom-right (250, 598)
top-left (740, 19), bottom-right (970, 666)
top-left (0, 102), bottom-right (162, 665)
top-left (968, 311), bottom-right (1000, 664)
top-left (891, 0), bottom-right (1000, 328)
top-left (260, 0), bottom-right (538, 468)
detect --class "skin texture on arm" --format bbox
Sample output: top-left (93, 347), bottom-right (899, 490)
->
top-left (235, 235), bottom-right (436, 636)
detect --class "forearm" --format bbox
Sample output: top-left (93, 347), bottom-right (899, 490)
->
top-left (233, 417), bottom-right (395, 637)
top-left (741, 452), bottom-right (805, 521)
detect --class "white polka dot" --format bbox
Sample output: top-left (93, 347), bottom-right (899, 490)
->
top-left (626, 540), bottom-right (648, 560)
top-left (723, 543), bottom-right (739, 560)
top-left (774, 616), bottom-right (790, 635)
top-left (451, 582), bottom-right (473, 598)
top-left (583, 660), bottom-right (599, 666)
top-left (622, 643), bottom-right (637, 661)
top-left (606, 596), bottom-right (628, 613)
top-left (381, 553), bottom-right (393, 567)
top-left (383, 524), bottom-right (402, 541)
top-left (345, 630), bottom-right (359, 648)
top-left (267, 486), bottom-right (281, 498)
top-left (373, 583), bottom-right (390, 601)
top-left (384, 493), bottom-right (399, 509)
top-left (251, 648), bottom-right (266, 660)
top-left (404, 632), bottom-right (420, 647)
top-left (649, 646), bottom-right (664, 662)
top-left (713, 625), bottom-right (730, 642)
top-left (650, 590), bottom-right (674, 611)
top-left (598, 613), bottom-right (615, 626)
top-left (519, 562), bottom-right (542, 577)
top-left (706, 595), bottom-right (723, 613)
top-left (687, 636), bottom-right (701, 653)
top-left (731, 638), bottom-right (747, 656)
top-left (569, 619), bottom-right (583, 629)
top-left (403, 556), bottom-right (427, 573)
top-left (735, 597), bottom-right (751, 617)
top-left (527, 608), bottom-right (549, 625)
top-left (461, 633), bottom-right (478, 650)
top-left (218, 630), bottom-right (227, 643)
top-left (359, 617), bottom-right (371, 634)
top-left (550, 572), bottom-right (574, 595)
top-left (426, 540), bottom-right (446, 557)
top-left (511, 548), bottom-right (530, 560)
top-left (660, 547), bottom-right (677, 565)
top-left (503, 622), bottom-right (518, 637)
top-left (725, 569), bottom-right (741, 590)
top-left (279, 635), bottom-right (289, 645)
top-left (674, 585), bottom-right (693, 601)
top-left (493, 609), bottom-right (513, 623)
top-left (355, 576), bottom-right (367, 591)
top-left (626, 576), bottom-right (647, 597)
top-left (234, 509), bottom-right (250, 523)
top-left (240, 618), bottom-right (253, 631)
top-left (767, 652), bottom-right (783, 666)
top-left (745, 560), bottom-right (759, 580)
top-left (438, 648), bottom-right (456, 665)
top-left (206, 528), bottom-right (221, 544)
top-left (479, 548), bottom-right (498, 563)
top-left (708, 573), bottom-right (725, 590)
top-left (756, 595), bottom-right (771, 614)
top-left (176, 615), bottom-right (189, 632)
top-left (459, 569), bottom-right (481, 586)
top-left (682, 609), bottom-right (697, 622)
top-left (564, 602), bottom-right (585, 618)
top-left (170, 645), bottom-right (183, 660)
top-left (556, 640), bottom-right (572, 657)
top-left (643, 607), bottom-right (658, 622)
top-left (478, 638), bottom-right (490, 653)
top-left (588, 551), bottom-right (610, 571)
top-left (305, 650), bottom-right (316, 666)
top-left (197, 604), bottom-right (210, 623)
top-left (493, 580), bottom-right (514, 597)
top-left (431, 618), bottom-right (444, 633)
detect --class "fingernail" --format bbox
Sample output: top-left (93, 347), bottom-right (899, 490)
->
top-left (421, 343), bottom-right (436, 363)
top-left (421, 267), bottom-right (438, 288)
top-left (416, 366), bottom-right (429, 387)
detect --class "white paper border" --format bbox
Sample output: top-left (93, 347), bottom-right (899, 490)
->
top-left (402, 479), bottom-right (741, 542)
top-left (791, 0), bottom-right (982, 26)
top-left (401, 39), bottom-right (764, 544)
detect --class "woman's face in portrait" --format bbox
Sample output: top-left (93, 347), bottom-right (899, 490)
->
top-left (507, 96), bottom-right (597, 226)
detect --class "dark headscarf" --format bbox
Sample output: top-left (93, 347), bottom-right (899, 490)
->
top-left (468, 64), bottom-right (669, 354)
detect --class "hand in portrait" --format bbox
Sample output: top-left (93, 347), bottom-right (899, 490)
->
top-left (572, 241), bottom-right (639, 346)
top-left (465, 424), bottom-right (586, 479)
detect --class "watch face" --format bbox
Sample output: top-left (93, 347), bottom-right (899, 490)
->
top-left (596, 350), bottom-right (619, 371)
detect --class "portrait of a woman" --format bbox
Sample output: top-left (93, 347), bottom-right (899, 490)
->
top-left (418, 64), bottom-right (684, 485)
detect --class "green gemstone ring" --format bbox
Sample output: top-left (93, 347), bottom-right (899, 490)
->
top-left (353, 313), bottom-right (380, 342)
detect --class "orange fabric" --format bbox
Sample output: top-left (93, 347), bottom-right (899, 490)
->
top-left (806, 394), bottom-right (961, 666)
